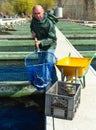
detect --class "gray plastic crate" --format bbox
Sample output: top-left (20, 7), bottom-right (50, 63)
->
top-left (45, 81), bottom-right (81, 120)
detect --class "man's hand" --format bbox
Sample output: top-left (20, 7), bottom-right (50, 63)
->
top-left (35, 37), bottom-right (40, 48)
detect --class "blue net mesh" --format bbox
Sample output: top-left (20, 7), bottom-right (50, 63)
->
top-left (25, 51), bottom-right (57, 91)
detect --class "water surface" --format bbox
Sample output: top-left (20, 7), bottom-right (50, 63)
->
top-left (0, 94), bottom-right (45, 130)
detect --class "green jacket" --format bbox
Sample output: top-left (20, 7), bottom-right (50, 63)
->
top-left (30, 12), bottom-right (58, 51)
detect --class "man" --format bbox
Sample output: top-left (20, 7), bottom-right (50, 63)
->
top-left (30, 5), bottom-right (57, 51)
top-left (30, 5), bottom-right (58, 86)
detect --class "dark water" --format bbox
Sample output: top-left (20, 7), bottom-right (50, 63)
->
top-left (0, 64), bottom-right (95, 130)
top-left (0, 64), bottom-right (46, 130)
top-left (0, 65), bottom-right (28, 81)
top-left (0, 94), bottom-right (45, 130)
top-left (91, 64), bottom-right (96, 71)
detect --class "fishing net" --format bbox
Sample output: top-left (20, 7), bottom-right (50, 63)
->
top-left (25, 51), bottom-right (57, 91)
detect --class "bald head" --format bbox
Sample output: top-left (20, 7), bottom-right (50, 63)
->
top-left (32, 5), bottom-right (44, 21)
top-left (33, 5), bottom-right (44, 12)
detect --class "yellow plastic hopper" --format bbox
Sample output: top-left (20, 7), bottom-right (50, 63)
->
top-left (56, 55), bottom-right (95, 88)
top-left (56, 57), bottom-right (92, 77)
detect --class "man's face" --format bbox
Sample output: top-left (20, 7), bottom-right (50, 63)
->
top-left (33, 7), bottom-right (44, 21)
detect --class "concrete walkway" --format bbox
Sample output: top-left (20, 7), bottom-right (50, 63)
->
top-left (46, 27), bottom-right (96, 130)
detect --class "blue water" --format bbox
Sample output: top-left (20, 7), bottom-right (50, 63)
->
top-left (91, 64), bottom-right (96, 71)
top-left (0, 65), bottom-right (45, 130)
top-left (0, 65), bottom-right (28, 81)
top-left (0, 94), bottom-right (45, 130)
top-left (0, 64), bottom-right (95, 82)
top-left (0, 64), bottom-right (95, 130)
